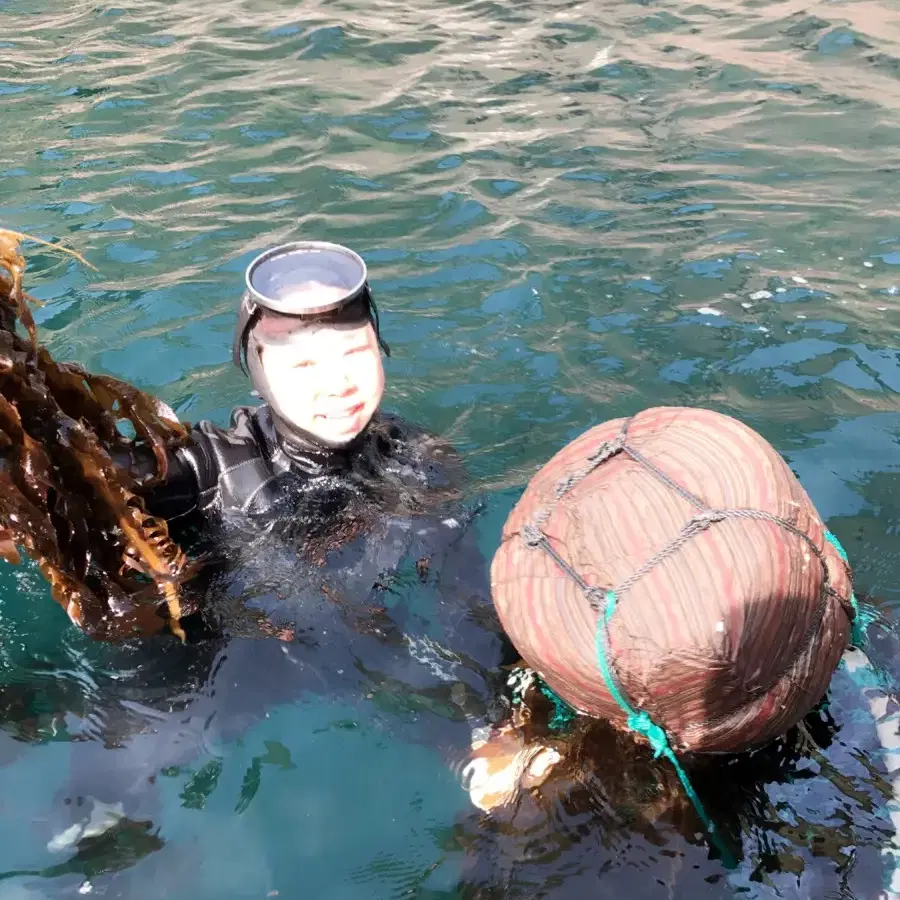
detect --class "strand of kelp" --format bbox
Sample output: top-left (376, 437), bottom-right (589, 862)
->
top-left (0, 229), bottom-right (196, 641)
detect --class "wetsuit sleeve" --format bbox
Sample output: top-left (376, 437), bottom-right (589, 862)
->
top-left (112, 427), bottom-right (220, 522)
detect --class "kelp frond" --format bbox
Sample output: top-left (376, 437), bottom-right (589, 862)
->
top-left (0, 229), bottom-right (194, 641)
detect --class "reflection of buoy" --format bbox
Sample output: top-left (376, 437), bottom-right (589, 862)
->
top-left (491, 407), bottom-right (855, 754)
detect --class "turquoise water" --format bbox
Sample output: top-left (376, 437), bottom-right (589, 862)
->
top-left (2, 0), bottom-right (900, 895)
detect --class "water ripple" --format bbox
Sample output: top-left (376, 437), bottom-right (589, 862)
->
top-left (2, 0), bottom-right (900, 894)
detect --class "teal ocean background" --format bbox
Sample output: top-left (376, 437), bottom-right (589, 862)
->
top-left (2, 0), bottom-right (900, 895)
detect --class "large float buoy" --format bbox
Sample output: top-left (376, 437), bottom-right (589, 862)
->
top-left (490, 407), bottom-right (855, 754)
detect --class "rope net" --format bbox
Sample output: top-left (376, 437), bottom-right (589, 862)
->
top-left (490, 406), bottom-right (855, 756)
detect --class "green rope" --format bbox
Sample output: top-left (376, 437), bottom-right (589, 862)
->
top-left (538, 680), bottom-right (578, 732)
top-left (823, 530), bottom-right (871, 648)
top-left (596, 589), bottom-right (737, 868)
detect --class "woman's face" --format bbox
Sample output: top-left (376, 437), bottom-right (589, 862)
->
top-left (252, 317), bottom-right (385, 446)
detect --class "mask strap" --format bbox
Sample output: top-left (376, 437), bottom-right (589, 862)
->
top-left (366, 288), bottom-right (391, 357)
top-left (232, 300), bottom-right (261, 375)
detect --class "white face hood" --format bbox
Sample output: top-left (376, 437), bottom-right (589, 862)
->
top-left (246, 313), bottom-right (385, 449)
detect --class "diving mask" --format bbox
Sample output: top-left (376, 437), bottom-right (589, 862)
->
top-left (232, 240), bottom-right (389, 374)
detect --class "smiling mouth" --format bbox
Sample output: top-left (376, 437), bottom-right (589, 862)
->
top-left (318, 402), bottom-right (364, 421)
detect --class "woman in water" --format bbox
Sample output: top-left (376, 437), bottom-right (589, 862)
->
top-left (121, 241), bottom-right (460, 568)
top-left (14, 241), bottom-right (514, 892)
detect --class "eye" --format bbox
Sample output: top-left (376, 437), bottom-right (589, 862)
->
top-left (344, 346), bottom-right (368, 356)
top-left (294, 360), bottom-right (315, 369)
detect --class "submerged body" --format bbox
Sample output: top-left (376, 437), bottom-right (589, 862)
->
top-left (14, 610), bottom-right (899, 899)
top-left (21, 401), bottom-right (515, 893)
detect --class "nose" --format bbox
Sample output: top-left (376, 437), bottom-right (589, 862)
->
top-left (325, 365), bottom-right (357, 398)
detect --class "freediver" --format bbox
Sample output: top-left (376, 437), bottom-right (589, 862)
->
top-left (23, 241), bottom-right (515, 893)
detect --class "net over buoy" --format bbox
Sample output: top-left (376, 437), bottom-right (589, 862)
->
top-left (490, 407), bottom-right (856, 754)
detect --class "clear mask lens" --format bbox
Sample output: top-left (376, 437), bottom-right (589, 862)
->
top-left (246, 242), bottom-right (367, 316)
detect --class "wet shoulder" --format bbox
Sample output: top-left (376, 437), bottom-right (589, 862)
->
top-left (190, 404), bottom-right (281, 514)
top-left (360, 413), bottom-right (464, 500)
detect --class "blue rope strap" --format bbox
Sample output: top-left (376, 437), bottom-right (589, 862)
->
top-left (597, 589), bottom-right (737, 868)
top-left (824, 530), bottom-right (871, 648)
top-left (538, 681), bottom-right (578, 732)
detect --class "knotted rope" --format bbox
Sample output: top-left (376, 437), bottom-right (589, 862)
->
top-left (521, 415), bottom-right (860, 867)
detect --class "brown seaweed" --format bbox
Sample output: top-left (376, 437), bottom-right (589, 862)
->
top-left (0, 228), bottom-right (195, 641)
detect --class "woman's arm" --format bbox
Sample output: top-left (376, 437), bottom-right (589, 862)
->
top-left (111, 427), bottom-right (220, 523)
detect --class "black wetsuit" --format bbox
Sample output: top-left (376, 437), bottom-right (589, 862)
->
top-left (136, 403), bottom-right (452, 524)
top-left (119, 403), bottom-right (485, 637)
top-left (28, 404), bottom-right (514, 891)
